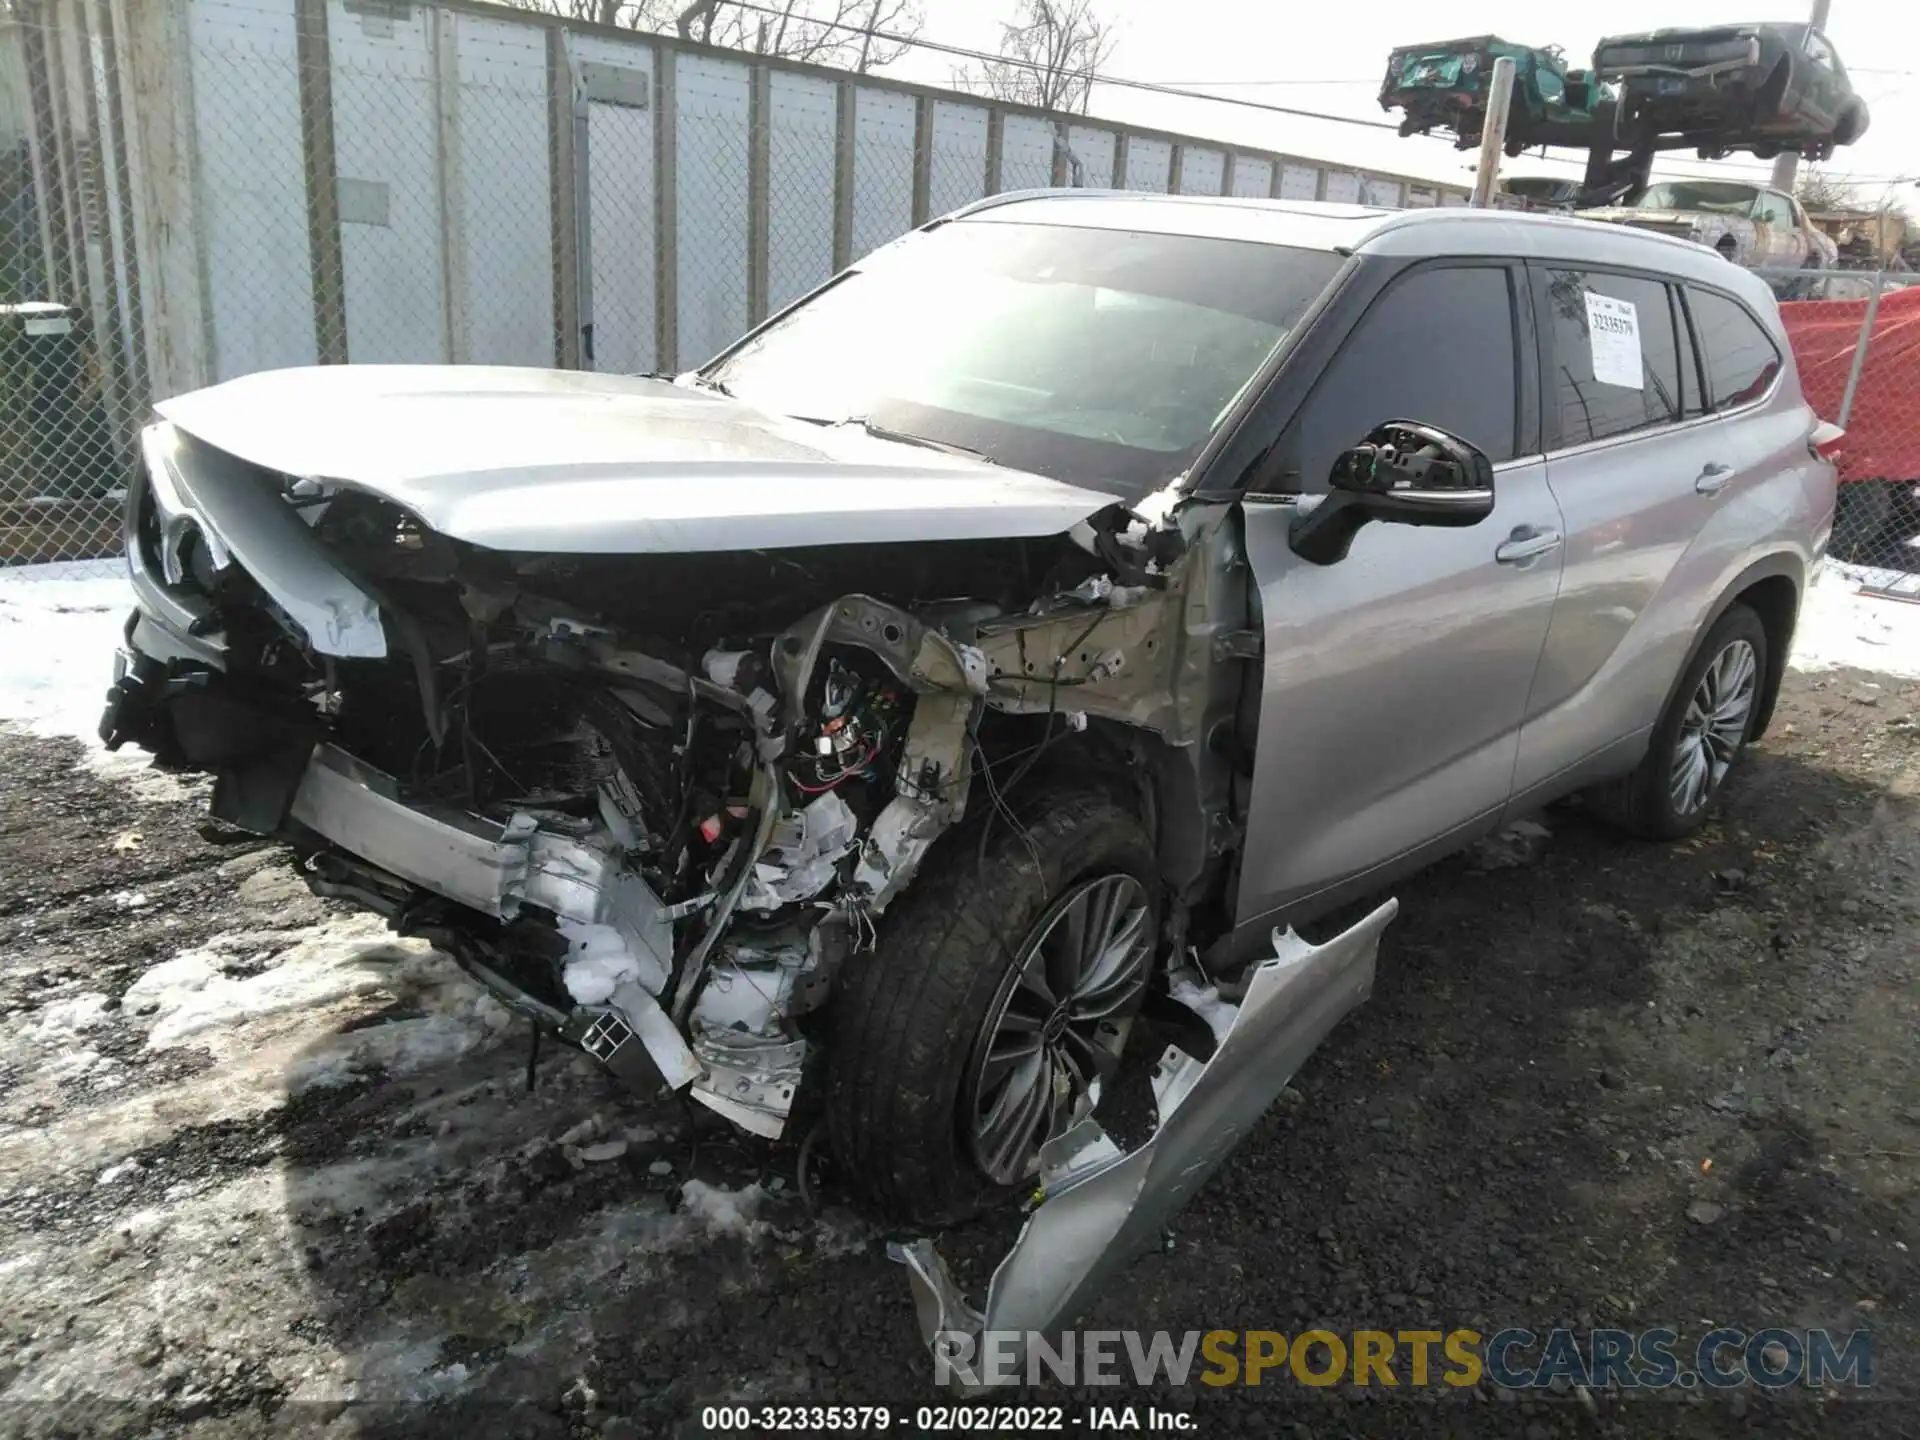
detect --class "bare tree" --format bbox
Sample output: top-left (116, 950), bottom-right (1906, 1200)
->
top-left (494, 0), bottom-right (921, 73)
top-left (493, 0), bottom-right (678, 28)
top-left (1795, 168), bottom-right (1859, 214)
top-left (961, 0), bottom-right (1115, 114)
top-left (685, 0), bottom-right (923, 72)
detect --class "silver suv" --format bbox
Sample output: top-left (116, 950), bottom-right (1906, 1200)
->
top-left (99, 193), bottom-right (1834, 1316)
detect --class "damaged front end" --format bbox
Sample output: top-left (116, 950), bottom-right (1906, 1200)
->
top-left (100, 383), bottom-right (1402, 1343)
top-left (100, 415), bottom-right (1232, 1152)
top-left (891, 901), bottom-right (1397, 1393)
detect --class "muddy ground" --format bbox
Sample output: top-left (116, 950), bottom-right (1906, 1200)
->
top-left (0, 664), bottom-right (1915, 1439)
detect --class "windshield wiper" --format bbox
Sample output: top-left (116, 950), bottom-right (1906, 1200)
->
top-left (794, 415), bottom-right (1000, 466)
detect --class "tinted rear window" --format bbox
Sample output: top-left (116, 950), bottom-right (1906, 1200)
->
top-left (1689, 289), bottom-right (1782, 409)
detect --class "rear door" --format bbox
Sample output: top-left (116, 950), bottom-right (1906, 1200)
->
top-left (1234, 260), bottom-right (1564, 924)
top-left (1512, 265), bottom-right (1777, 798)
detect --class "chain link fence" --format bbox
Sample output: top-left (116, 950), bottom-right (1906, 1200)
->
top-left (1, 4), bottom-right (144, 571)
top-left (1767, 269), bottom-right (1920, 596)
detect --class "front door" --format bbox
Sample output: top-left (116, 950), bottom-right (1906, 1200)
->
top-left (1234, 261), bottom-right (1565, 926)
top-left (1751, 191), bottom-right (1810, 267)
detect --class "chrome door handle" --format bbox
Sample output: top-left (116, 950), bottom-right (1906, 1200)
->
top-left (1495, 528), bottom-right (1563, 564)
top-left (1695, 462), bottom-right (1734, 495)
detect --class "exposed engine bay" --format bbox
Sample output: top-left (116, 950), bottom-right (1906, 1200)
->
top-left (108, 424), bottom-right (1247, 1144)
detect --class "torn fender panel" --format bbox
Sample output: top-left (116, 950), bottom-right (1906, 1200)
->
top-left (891, 898), bottom-right (1399, 1391)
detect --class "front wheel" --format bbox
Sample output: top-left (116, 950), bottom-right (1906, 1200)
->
top-left (1587, 604), bottom-right (1769, 840)
top-left (824, 788), bottom-right (1158, 1224)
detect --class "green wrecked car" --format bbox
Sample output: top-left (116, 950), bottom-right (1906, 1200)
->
top-left (1380, 37), bottom-right (1610, 154)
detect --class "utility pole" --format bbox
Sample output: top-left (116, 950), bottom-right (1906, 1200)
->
top-left (1470, 57), bottom-right (1517, 207)
top-left (1770, 0), bottom-right (1833, 193)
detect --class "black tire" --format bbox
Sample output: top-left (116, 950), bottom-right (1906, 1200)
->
top-left (823, 787), bottom-right (1157, 1225)
top-left (1587, 604), bottom-right (1770, 840)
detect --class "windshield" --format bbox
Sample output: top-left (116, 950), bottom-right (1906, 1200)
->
top-left (701, 218), bottom-right (1343, 498)
top-left (1507, 178), bottom-right (1574, 200)
top-left (1630, 182), bottom-right (1759, 215)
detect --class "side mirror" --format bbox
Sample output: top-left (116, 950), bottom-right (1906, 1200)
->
top-left (1289, 421), bottom-right (1496, 565)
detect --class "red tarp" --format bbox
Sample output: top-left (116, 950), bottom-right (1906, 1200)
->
top-left (1778, 284), bottom-right (1920, 483)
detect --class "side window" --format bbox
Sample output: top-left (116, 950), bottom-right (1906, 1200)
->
top-left (1542, 269), bottom-right (1683, 445)
top-left (1274, 265), bottom-right (1519, 491)
top-left (1754, 192), bottom-right (1794, 227)
top-left (1805, 30), bottom-right (1833, 66)
top-left (1689, 288), bottom-right (1783, 409)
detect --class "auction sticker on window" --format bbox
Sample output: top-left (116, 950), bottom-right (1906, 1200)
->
top-left (1584, 291), bottom-right (1643, 389)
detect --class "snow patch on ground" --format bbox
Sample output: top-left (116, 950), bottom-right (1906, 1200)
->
top-left (122, 914), bottom-right (428, 1049)
top-left (679, 1179), bottom-right (768, 1240)
top-left (287, 1002), bottom-right (513, 1095)
top-left (29, 992), bottom-right (113, 1039)
top-left (0, 563), bottom-right (188, 797)
top-left (1791, 562), bottom-right (1920, 680)
top-left (109, 912), bottom-right (514, 1094)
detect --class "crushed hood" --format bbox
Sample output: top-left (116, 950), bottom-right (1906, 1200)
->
top-left (154, 365), bottom-right (1119, 554)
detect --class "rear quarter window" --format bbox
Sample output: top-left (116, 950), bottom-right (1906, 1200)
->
top-left (1688, 288), bottom-right (1783, 409)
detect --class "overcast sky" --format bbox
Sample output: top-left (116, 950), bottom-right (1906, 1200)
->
top-left (883, 0), bottom-right (1917, 201)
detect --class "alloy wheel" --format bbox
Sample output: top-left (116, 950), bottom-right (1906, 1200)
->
top-left (964, 874), bottom-right (1153, 1186)
top-left (1670, 638), bottom-right (1759, 816)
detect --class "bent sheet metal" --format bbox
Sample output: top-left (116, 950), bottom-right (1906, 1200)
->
top-left (891, 899), bottom-right (1398, 1392)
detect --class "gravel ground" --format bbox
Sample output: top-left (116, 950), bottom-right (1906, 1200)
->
top-left (0, 664), bottom-right (1915, 1439)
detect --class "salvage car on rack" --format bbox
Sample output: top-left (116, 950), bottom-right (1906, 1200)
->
top-left (99, 194), bottom-right (1835, 1357)
top-left (1581, 179), bottom-right (1837, 296)
top-left (1380, 36), bottom-right (1606, 152)
top-left (1595, 21), bottom-right (1869, 160)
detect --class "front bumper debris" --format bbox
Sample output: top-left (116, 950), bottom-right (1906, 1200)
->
top-left (291, 745), bottom-right (673, 947)
top-left (890, 898), bottom-right (1399, 1393)
top-left (287, 742), bottom-right (702, 1092)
